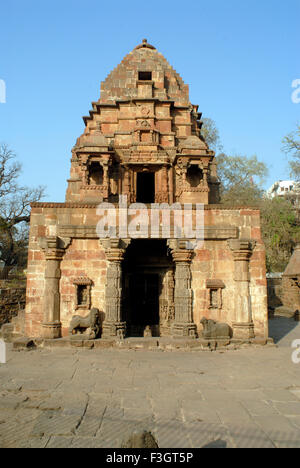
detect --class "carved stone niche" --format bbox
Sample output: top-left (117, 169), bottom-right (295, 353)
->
top-left (206, 280), bottom-right (225, 310)
top-left (73, 277), bottom-right (93, 310)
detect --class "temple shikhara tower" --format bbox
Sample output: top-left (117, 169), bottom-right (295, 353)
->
top-left (24, 40), bottom-right (269, 343)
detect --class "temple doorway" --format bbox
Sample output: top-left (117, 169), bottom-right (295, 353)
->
top-left (130, 274), bottom-right (159, 330)
top-left (123, 239), bottom-right (175, 337)
top-left (136, 172), bottom-right (155, 203)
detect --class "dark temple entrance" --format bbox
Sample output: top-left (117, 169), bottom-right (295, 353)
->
top-left (130, 274), bottom-right (159, 328)
top-left (136, 172), bottom-right (155, 203)
top-left (123, 239), bottom-right (174, 337)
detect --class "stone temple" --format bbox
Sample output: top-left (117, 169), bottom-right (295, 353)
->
top-left (24, 39), bottom-right (269, 343)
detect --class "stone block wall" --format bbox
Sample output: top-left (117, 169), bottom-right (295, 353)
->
top-left (282, 276), bottom-right (300, 311)
top-left (25, 203), bottom-right (268, 339)
top-left (60, 239), bottom-right (107, 336)
top-left (191, 208), bottom-right (268, 339)
top-left (267, 276), bottom-right (283, 310)
top-left (0, 287), bottom-right (26, 327)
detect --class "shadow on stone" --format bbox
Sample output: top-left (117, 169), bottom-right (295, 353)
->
top-left (13, 337), bottom-right (37, 350)
top-left (121, 430), bottom-right (159, 448)
top-left (202, 439), bottom-right (227, 448)
top-left (269, 316), bottom-right (299, 344)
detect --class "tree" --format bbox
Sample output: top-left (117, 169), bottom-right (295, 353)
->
top-left (201, 117), bottom-right (222, 151)
top-left (201, 120), bottom-right (300, 272)
top-left (0, 144), bottom-right (45, 279)
top-left (0, 144), bottom-right (21, 197)
top-left (201, 119), bottom-right (268, 205)
top-left (260, 197), bottom-right (300, 272)
top-left (282, 124), bottom-right (300, 180)
top-left (216, 153), bottom-right (268, 205)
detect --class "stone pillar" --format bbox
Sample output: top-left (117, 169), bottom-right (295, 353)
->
top-left (122, 165), bottom-right (132, 202)
top-left (102, 161), bottom-right (110, 199)
top-left (168, 166), bottom-right (174, 203)
top-left (202, 166), bottom-right (209, 187)
top-left (41, 237), bottom-right (65, 339)
top-left (228, 239), bottom-right (256, 339)
top-left (101, 240), bottom-right (127, 338)
top-left (161, 165), bottom-right (169, 202)
top-left (169, 241), bottom-right (197, 338)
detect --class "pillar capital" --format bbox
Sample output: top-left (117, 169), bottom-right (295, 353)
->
top-left (100, 238), bottom-right (131, 262)
top-left (167, 240), bottom-right (194, 263)
top-left (228, 239), bottom-right (256, 259)
top-left (171, 249), bottom-right (193, 264)
top-left (39, 236), bottom-right (71, 260)
top-left (106, 248), bottom-right (125, 263)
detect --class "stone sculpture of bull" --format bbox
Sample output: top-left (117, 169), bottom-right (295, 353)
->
top-left (200, 317), bottom-right (232, 340)
top-left (69, 308), bottom-right (100, 339)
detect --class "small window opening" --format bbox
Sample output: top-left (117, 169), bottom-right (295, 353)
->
top-left (139, 71), bottom-right (152, 81)
top-left (77, 285), bottom-right (89, 307)
top-left (187, 165), bottom-right (203, 188)
top-left (89, 162), bottom-right (103, 186)
top-left (140, 131), bottom-right (152, 143)
top-left (137, 172), bottom-right (155, 203)
top-left (209, 289), bottom-right (219, 309)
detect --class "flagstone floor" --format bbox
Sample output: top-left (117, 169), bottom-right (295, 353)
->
top-left (0, 316), bottom-right (300, 449)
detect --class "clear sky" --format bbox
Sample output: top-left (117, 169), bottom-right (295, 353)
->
top-left (0, 0), bottom-right (299, 202)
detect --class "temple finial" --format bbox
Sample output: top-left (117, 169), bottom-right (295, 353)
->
top-left (134, 39), bottom-right (156, 50)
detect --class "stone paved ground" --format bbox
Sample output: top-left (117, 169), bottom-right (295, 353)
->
top-left (0, 317), bottom-right (300, 449)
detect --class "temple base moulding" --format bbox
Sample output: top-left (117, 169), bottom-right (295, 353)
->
top-left (171, 323), bottom-right (197, 339)
top-left (41, 322), bottom-right (62, 339)
top-left (101, 321), bottom-right (127, 339)
top-left (232, 322), bottom-right (255, 339)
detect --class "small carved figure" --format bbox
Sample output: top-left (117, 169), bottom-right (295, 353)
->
top-left (117, 328), bottom-right (125, 341)
top-left (144, 325), bottom-right (152, 337)
top-left (200, 317), bottom-right (232, 340)
top-left (69, 308), bottom-right (100, 339)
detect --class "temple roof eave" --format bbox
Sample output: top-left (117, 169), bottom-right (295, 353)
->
top-left (82, 98), bottom-right (194, 125)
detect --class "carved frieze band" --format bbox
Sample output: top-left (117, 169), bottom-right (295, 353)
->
top-left (58, 225), bottom-right (238, 240)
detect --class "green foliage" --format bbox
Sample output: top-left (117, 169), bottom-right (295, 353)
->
top-left (260, 197), bottom-right (300, 272)
top-left (216, 153), bottom-right (268, 205)
top-left (201, 118), bottom-right (222, 151)
top-left (201, 119), bottom-right (300, 272)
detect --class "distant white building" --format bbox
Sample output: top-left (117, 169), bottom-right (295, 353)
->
top-left (266, 180), bottom-right (298, 199)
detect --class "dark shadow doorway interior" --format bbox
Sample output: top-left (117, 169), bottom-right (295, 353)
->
top-left (136, 172), bottom-right (155, 203)
top-left (130, 274), bottom-right (159, 328)
top-left (122, 239), bottom-right (173, 337)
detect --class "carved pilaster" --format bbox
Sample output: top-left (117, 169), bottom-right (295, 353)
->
top-left (202, 167), bottom-right (209, 187)
top-left (157, 165), bottom-right (169, 203)
top-left (122, 165), bottom-right (134, 203)
top-left (102, 161), bottom-right (110, 199)
top-left (169, 240), bottom-right (197, 338)
top-left (40, 236), bottom-right (71, 339)
top-left (228, 239), bottom-right (256, 339)
top-left (101, 239), bottom-right (130, 338)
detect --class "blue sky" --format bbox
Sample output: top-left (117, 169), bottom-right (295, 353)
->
top-left (0, 0), bottom-right (299, 202)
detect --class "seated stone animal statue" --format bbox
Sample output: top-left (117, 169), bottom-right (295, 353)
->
top-left (69, 308), bottom-right (100, 339)
top-left (200, 317), bottom-right (232, 340)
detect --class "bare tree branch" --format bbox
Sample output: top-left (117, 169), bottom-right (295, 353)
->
top-left (0, 144), bottom-right (46, 278)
